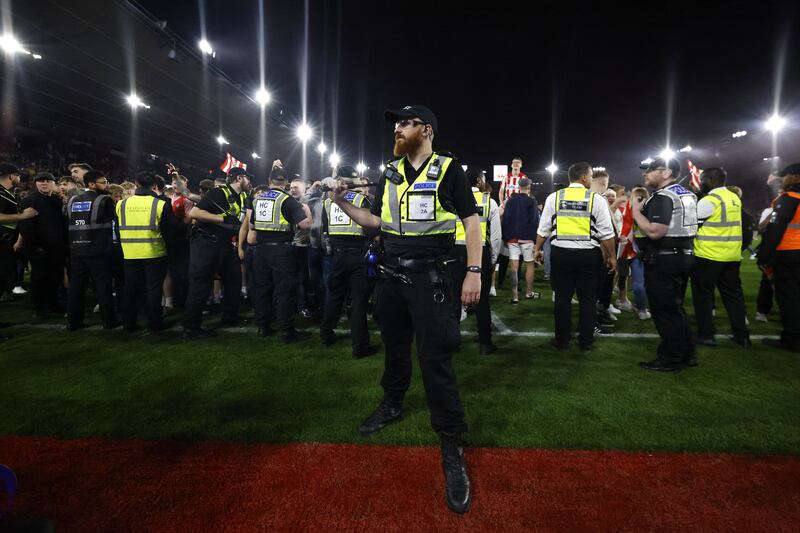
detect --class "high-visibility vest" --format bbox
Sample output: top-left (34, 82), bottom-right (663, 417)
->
top-left (68, 191), bottom-right (114, 253)
top-left (648, 183), bottom-right (698, 238)
top-left (695, 187), bottom-right (743, 261)
top-left (325, 191), bottom-right (367, 237)
top-left (116, 195), bottom-right (167, 259)
top-left (380, 153), bottom-right (457, 236)
top-left (252, 189), bottom-right (292, 235)
top-left (777, 191), bottom-right (800, 251)
top-left (218, 185), bottom-right (247, 231)
top-left (553, 186), bottom-right (595, 241)
top-left (455, 190), bottom-right (489, 245)
top-left (0, 186), bottom-right (17, 232)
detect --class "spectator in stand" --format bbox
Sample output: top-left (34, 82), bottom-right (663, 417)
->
top-left (18, 172), bottom-right (68, 321)
top-left (499, 157), bottom-right (527, 206)
top-left (68, 163), bottom-right (91, 189)
top-left (501, 177), bottom-right (540, 304)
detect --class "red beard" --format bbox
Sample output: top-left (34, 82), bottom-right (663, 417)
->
top-left (393, 130), bottom-right (423, 157)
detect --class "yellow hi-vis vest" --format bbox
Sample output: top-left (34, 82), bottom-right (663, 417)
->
top-left (325, 192), bottom-right (367, 237)
top-left (694, 187), bottom-right (743, 262)
top-left (553, 186), bottom-right (594, 241)
top-left (116, 195), bottom-right (167, 259)
top-left (380, 153), bottom-right (457, 236)
top-left (219, 185), bottom-right (247, 230)
top-left (455, 190), bottom-right (490, 245)
top-left (252, 189), bottom-right (292, 233)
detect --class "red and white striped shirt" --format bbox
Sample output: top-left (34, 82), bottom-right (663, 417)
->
top-left (502, 172), bottom-right (527, 200)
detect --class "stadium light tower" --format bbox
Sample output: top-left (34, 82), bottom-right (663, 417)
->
top-left (317, 142), bottom-right (327, 155)
top-left (254, 87), bottom-right (271, 106)
top-left (356, 163), bottom-right (367, 174)
top-left (765, 114), bottom-right (787, 134)
top-left (251, 152), bottom-right (260, 159)
top-left (546, 163), bottom-right (558, 174)
top-left (216, 135), bottom-right (229, 145)
top-left (659, 148), bottom-right (676, 160)
top-left (679, 145), bottom-right (692, 153)
top-left (198, 39), bottom-right (214, 56)
top-left (126, 93), bottom-right (150, 109)
top-left (296, 123), bottom-right (313, 144)
top-left (329, 153), bottom-right (341, 167)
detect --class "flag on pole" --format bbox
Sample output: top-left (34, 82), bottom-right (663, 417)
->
top-left (219, 153), bottom-right (247, 173)
top-left (687, 160), bottom-right (702, 191)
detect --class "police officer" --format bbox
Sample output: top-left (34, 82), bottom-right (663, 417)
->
top-left (0, 163), bottom-right (37, 303)
top-left (319, 165), bottom-right (378, 357)
top-left (242, 168), bottom-right (312, 342)
top-left (66, 170), bottom-right (118, 330)
top-left (631, 157), bottom-right (698, 371)
top-left (533, 163), bottom-right (617, 351)
top-left (116, 172), bottom-right (173, 333)
top-left (330, 105), bottom-right (481, 514)
top-left (451, 166), bottom-right (496, 355)
top-left (183, 167), bottom-right (251, 339)
top-left (691, 167), bottom-right (750, 348)
top-left (757, 163), bottom-right (800, 352)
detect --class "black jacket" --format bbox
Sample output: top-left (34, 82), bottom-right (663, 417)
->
top-left (19, 191), bottom-right (68, 255)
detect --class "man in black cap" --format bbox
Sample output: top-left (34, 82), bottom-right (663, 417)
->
top-left (0, 163), bottom-right (37, 303)
top-left (65, 170), bottom-right (118, 330)
top-left (241, 163), bottom-right (312, 342)
top-left (631, 157), bottom-right (698, 371)
top-left (320, 165), bottom-right (378, 357)
top-left (18, 172), bottom-right (68, 320)
top-left (330, 104), bottom-right (481, 514)
top-left (183, 166), bottom-right (252, 339)
top-left (757, 163), bottom-right (800, 352)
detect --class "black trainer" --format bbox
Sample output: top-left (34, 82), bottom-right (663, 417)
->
top-left (282, 330), bottom-right (310, 344)
top-left (639, 359), bottom-right (682, 372)
top-left (182, 328), bottom-right (217, 340)
top-left (257, 326), bottom-right (276, 337)
top-left (353, 345), bottom-right (380, 358)
top-left (440, 432), bottom-right (472, 514)
top-left (479, 342), bottom-right (497, 355)
top-left (357, 400), bottom-right (402, 436)
top-left (320, 330), bottom-right (337, 346)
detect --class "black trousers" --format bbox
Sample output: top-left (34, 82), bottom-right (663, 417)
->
top-left (0, 238), bottom-right (14, 294)
top-left (756, 273), bottom-right (773, 315)
top-left (29, 247), bottom-right (65, 314)
top-left (168, 235), bottom-right (191, 308)
top-left (320, 246), bottom-right (373, 354)
top-left (183, 235), bottom-right (241, 330)
top-left (550, 246), bottom-right (602, 347)
top-left (644, 255), bottom-right (695, 365)
top-left (450, 244), bottom-right (493, 344)
top-left (598, 268), bottom-right (615, 309)
top-left (773, 256), bottom-right (800, 348)
top-left (110, 246), bottom-right (125, 314)
top-left (67, 254), bottom-right (115, 327)
top-left (122, 257), bottom-right (167, 330)
top-left (690, 257), bottom-right (749, 341)
top-left (377, 266), bottom-right (465, 434)
top-left (292, 246), bottom-right (312, 312)
top-left (252, 243), bottom-right (298, 333)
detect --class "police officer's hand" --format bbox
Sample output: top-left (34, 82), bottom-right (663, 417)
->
top-left (606, 254), bottom-right (617, 273)
top-left (330, 179), bottom-right (349, 204)
top-left (19, 207), bottom-right (38, 220)
top-left (462, 273), bottom-right (481, 306)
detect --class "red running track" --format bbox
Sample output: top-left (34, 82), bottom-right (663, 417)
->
top-left (1, 435), bottom-right (799, 532)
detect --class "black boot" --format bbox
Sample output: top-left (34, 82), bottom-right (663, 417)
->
top-left (440, 431), bottom-right (471, 514)
top-left (357, 399), bottom-right (402, 436)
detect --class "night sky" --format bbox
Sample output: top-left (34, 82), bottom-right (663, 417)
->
top-left (138, 0), bottom-right (798, 186)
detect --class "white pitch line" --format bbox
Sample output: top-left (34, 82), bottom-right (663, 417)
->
top-left (5, 322), bottom-right (780, 340)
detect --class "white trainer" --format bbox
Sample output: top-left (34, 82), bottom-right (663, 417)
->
top-left (608, 305), bottom-right (622, 315)
top-left (12, 286), bottom-right (27, 295)
top-left (755, 312), bottom-right (768, 322)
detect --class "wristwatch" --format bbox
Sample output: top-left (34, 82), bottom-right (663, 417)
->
top-left (466, 265), bottom-right (482, 273)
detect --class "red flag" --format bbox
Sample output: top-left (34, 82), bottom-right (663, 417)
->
top-left (219, 153), bottom-right (247, 173)
top-left (687, 160), bottom-right (702, 191)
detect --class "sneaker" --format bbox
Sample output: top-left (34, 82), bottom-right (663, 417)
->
top-left (638, 310), bottom-right (651, 320)
top-left (460, 307), bottom-right (467, 321)
top-left (749, 253), bottom-right (757, 260)
top-left (93, 304), bottom-right (100, 313)
top-left (571, 298), bottom-right (579, 305)
top-left (300, 308), bottom-right (313, 319)
top-left (608, 305), bottom-right (621, 315)
top-left (712, 309), bottom-right (716, 317)
top-left (489, 286), bottom-right (496, 297)
top-left (12, 286), bottom-right (27, 295)
top-left (525, 291), bottom-right (541, 300)
top-left (357, 400), bottom-right (403, 436)
top-left (755, 312), bottom-right (768, 323)
top-left (616, 301), bottom-right (634, 312)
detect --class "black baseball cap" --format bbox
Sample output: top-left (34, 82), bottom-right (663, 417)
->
top-left (228, 167), bottom-right (253, 179)
top-left (639, 157), bottom-right (681, 177)
top-left (776, 163), bottom-right (800, 177)
top-left (384, 105), bottom-right (438, 134)
top-left (34, 172), bottom-right (56, 182)
top-left (336, 165), bottom-right (358, 179)
top-left (0, 163), bottom-right (21, 176)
